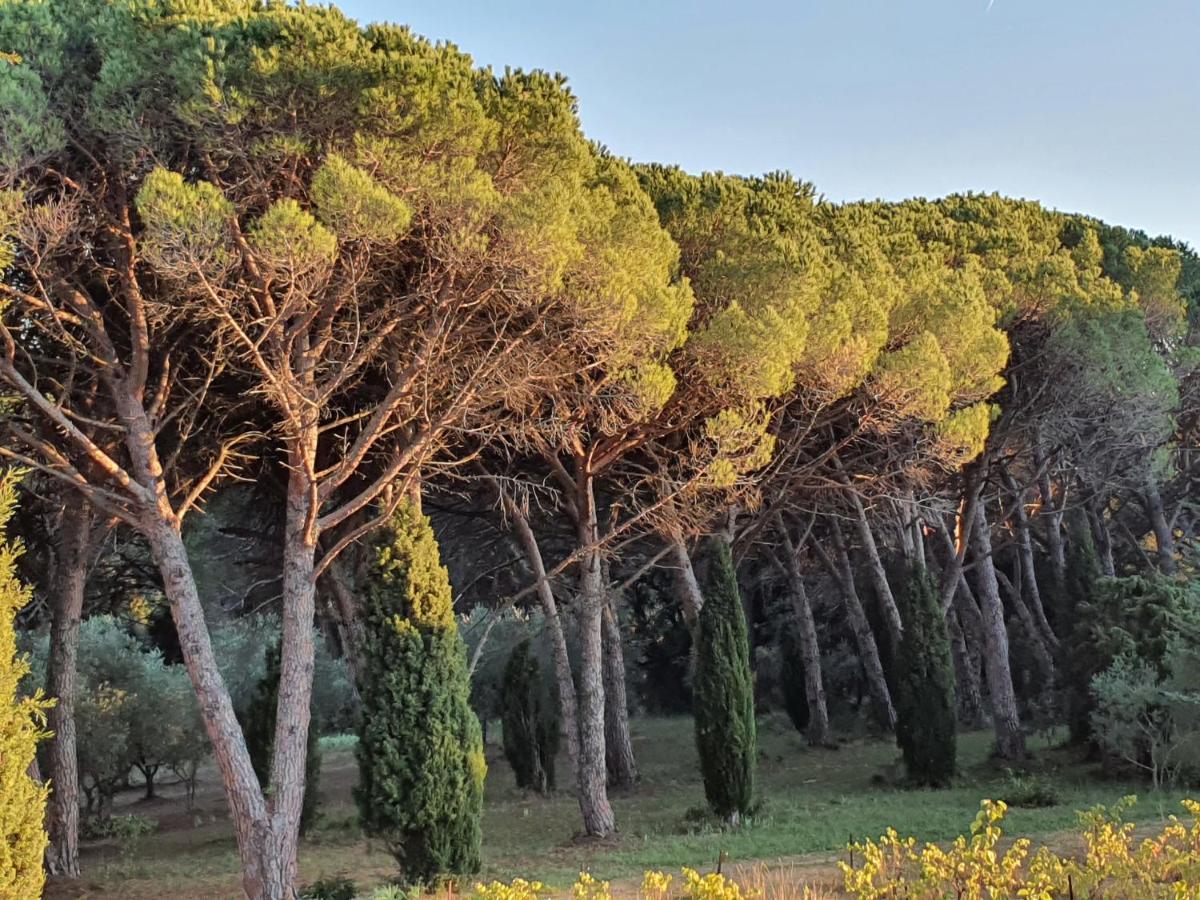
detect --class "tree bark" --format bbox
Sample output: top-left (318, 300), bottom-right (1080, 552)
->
top-left (1087, 497), bottom-right (1117, 578)
top-left (44, 500), bottom-right (91, 878)
top-left (816, 522), bottom-right (895, 731)
top-left (1033, 440), bottom-right (1066, 591)
top-left (995, 565), bottom-right (1056, 683)
top-left (601, 595), bottom-right (638, 788)
top-left (1142, 478), bottom-right (1177, 575)
top-left (501, 488), bottom-right (582, 782)
top-left (322, 558), bottom-right (362, 689)
top-left (1001, 466), bottom-right (1058, 649)
top-left (947, 606), bottom-right (985, 729)
top-left (846, 494), bottom-right (904, 646)
top-left (782, 549), bottom-right (830, 748)
top-left (968, 503), bottom-right (1026, 760)
top-left (573, 475), bottom-right (616, 836)
top-left (668, 536), bottom-right (704, 633)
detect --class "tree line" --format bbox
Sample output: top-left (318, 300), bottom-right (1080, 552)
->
top-left (1, 1), bottom-right (1198, 898)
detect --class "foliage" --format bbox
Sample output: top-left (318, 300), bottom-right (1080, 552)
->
top-left (500, 639), bottom-right (559, 794)
top-left (693, 540), bottom-right (756, 825)
top-left (0, 471), bottom-right (50, 898)
top-left (839, 796), bottom-right (1200, 899)
top-left (299, 875), bottom-right (357, 900)
top-left (777, 618), bottom-right (810, 734)
top-left (356, 500), bottom-right (486, 882)
top-left (79, 814), bottom-right (157, 841)
top-left (241, 640), bottom-right (322, 835)
top-left (893, 564), bottom-right (956, 787)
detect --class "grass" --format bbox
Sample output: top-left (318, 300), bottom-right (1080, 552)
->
top-left (46, 715), bottom-right (1197, 899)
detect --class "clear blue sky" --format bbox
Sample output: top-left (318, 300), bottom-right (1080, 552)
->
top-left (340, 0), bottom-right (1199, 247)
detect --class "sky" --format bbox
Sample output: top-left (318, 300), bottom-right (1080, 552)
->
top-left (339, 0), bottom-right (1199, 247)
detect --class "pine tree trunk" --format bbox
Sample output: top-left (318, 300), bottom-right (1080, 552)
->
top-left (1087, 497), bottom-right (1117, 578)
top-left (995, 566), bottom-right (1056, 683)
top-left (1033, 441), bottom-right (1066, 591)
top-left (264, 435), bottom-right (321, 895)
top-left (144, 515), bottom-right (276, 899)
top-left (968, 503), bottom-right (1026, 760)
top-left (601, 596), bottom-right (638, 787)
top-left (669, 537), bottom-right (704, 632)
top-left (947, 606), bottom-right (985, 728)
top-left (822, 522), bottom-right (896, 730)
top-left (323, 558), bottom-right (362, 689)
top-left (847, 493), bottom-right (904, 645)
top-left (574, 477), bottom-right (616, 837)
top-left (780, 550), bottom-right (832, 747)
top-left (1001, 466), bottom-right (1058, 649)
top-left (1143, 479), bottom-right (1177, 575)
top-left (505, 494), bottom-right (582, 783)
top-left (44, 500), bottom-right (91, 878)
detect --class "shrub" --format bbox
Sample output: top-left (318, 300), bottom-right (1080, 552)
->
top-left (79, 814), bottom-right (157, 841)
top-left (501, 639), bottom-right (558, 793)
top-left (999, 769), bottom-right (1061, 808)
top-left (693, 539), bottom-right (756, 825)
top-left (0, 472), bottom-right (51, 899)
top-left (777, 618), bottom-right (810, 734)
top-left (241, 639), bottom-right (322, 835)
top-left (893, 564), bottom-right (956, 787)
top-left (356, 499), bottom-right (486, 882)
top-left (299, 875), bottom-right (356, 900)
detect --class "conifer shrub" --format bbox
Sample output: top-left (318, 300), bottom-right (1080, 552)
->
top-left (693, 539), bottom-right (756, 825)
top-left (0, 472), bottom-right (51, 898)
top-left (355, 499), bottom-right (485, 882)
top-left (777, 618), bottom-right (810, 733)
top-left (893, 563), bottom-right (956, 787)
top-left (241, 639), bottom-right (322, 836)
top-left (500, 638), bottom-right (558, 794)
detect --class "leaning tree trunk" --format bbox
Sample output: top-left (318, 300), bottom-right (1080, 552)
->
top-left (1087, 497), bottom-right (1117, 578)
top-left (846, 493), bottom-right (904, 646)
top-left (1001, 466), bottom-right (1058, 649)
top-left (573, 476), bottom-right (616, 836)
top-left (820, 522), bottom-right (896, 731)
top-left (995, 566), bottom-right (1056, 684)
top-left (969, 503), bottom-right (1026, 760)
top-left (1142, 478), bottom-right (1177, 575)
top-left (505, 496), bottom-right (582, 782)
top-left (947, 605), bottom-right (986, 729)
top-left (1033, 439), bottom-right (1066, 591)
top-left (601, 596), bottom-right (638, 788)
top-left (322, 557), bottom-right (363, 690)
top-left (668, 536), bottom-right (704, 633)
top-left (44, 500), bottom-right (91, 877)
top-left (779, 547), bottom-right (832, 747)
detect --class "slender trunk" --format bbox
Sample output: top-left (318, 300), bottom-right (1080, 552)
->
top-left (1001, 466), bottom-right (1058, 648)
top-left (263, 431), bottom-right (320, 896)
top-left (775, 537), bottom-right (833, 747)
top-left (1087, 497), bottom-right (1116, 578)
top-left (669, 537), bottom-right (704, 633)
top-left (44, 501), bottom-right (91, 877)
top-left (820, 522), bottom-right (895, 730)
top-left (1033, 441), bottom-right (1066, 591)
top-left (947, 607), bottom-right (985, 729)
top-left (846, 495), bottom-right (904, 645)
top-left (995, 565), bottom-right (1056, 683)
top-left (601, 595), bottom-right (637, 787)
top-left (1142, 479), bottom-right (1177, 575)
top-left (968, 503), bottom-right (1026, 760)
top-left (574, 475), bottom-right (615, 836)
top-left (322, 558), bottom-right (362, 690)
top-left (145, 515), bottom-right (273, 899)
top-left (504, 493), bottom-right (581, 782)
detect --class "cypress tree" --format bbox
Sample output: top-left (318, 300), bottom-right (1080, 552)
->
top-left (0, 473), bottom-right (51, 898)
top-left (500, 639), bottom-right (559, 794)
top-left (1063, 508), bottom-right (1102, 745)
top-left (893, 564), bottom-right (957, 787)
top-left (693, 540), bottom-right (756, 825)
top-left (355, 499), bottom-right (485, 882)
top-left (241, 640), bottom-right (322, 836)
top-left (778, 618), bottom-right (810, 733)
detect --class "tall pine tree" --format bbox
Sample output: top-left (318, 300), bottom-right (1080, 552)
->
top-left (355, 499), bottom-right (485, 882)
top-left (0, 472), bottom-right (51, 897)
top-left (894, 564), bottom-right (957, 787)
top-left (693, 540), bottom-right (757, 825)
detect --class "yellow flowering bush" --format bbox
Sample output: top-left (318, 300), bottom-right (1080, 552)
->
top-left (839, 796), bottom-right (1200, 899)
top-left (472, 877), bottom-right (550, 900)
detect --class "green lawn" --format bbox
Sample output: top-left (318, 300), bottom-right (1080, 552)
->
top-left (48, 715), bottom-right (1196, 898)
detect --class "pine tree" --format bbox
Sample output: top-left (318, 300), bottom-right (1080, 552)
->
top-left (355, 499), bottom-right (485, 882)
top-left (693, 539), bottom-right (756, 825)
top-left (500, 639), bottom-right (559, 794)
top-left (0, 472), bottom-right (51, 897)
top-left (893, 564), bottom-right (956, 787)
top-left (778, 618), bottom-right (810, 734)
top-left (240, 640), bottom-right (322, 836)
